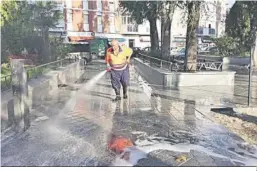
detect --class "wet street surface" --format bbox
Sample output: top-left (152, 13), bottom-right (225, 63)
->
top-left (1, 60), bottom-right (257, 166)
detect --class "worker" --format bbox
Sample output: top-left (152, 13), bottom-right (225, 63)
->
top-left (105, 39), bottom-right (133, 101)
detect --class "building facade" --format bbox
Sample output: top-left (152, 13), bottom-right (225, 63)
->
top-left (118, 15), bottom-right (159, 48)
top-left (52, 0), bottom-right (228, 47)
top-left (52, 0), bottom-right (124, 42)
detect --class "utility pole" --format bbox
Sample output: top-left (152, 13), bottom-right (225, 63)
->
top-left (248, 46), bottom-right (253, 106)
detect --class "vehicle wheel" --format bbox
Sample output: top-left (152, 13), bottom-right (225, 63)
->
top-left (91, 53), bottom-right (97, 60)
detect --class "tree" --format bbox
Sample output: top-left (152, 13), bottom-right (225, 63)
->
top-left (1, 1), bottom-right (35, 63)
top-left (184, 1), bottom-right (201, 71)
top-left (160, 1), bottom-right (176, 59)
top-left (0, 0), bottom-right (18, 27)
top-left (225, 1), bottom-right (257, 67)
top-left (225, 1), bottom-right (251, 54)
top-left (119, 1), bottom-right (162, 52)
top-left (32, 1), bottom-right (62, 63)
top-left (1, 1), bottom-right (64, 64)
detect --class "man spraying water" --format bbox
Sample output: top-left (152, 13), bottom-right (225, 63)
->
top-left (105, 39), bottom-right (133, 101)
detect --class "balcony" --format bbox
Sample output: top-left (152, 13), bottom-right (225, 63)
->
top-left (122, 25), bottom-right (139, 34)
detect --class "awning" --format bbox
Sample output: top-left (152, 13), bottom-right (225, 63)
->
top-left (68, 36), bottom-right (94, 42)
top-left (67, 31), bottom-right (95, 42)
top-left (94, 33), bottom-right (126, 42)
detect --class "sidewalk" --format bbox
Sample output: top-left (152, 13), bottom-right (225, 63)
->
top-left (1, 61), bottom-right (257, 166)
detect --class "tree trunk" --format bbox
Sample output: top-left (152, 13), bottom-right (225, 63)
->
top-left (184, 2), bottom-right (201, 71)
top-left (42, 27), bottom-right (51, 63)
top-left (149, 18), bottom-right (159, 52)
top-left (161, 2), bottom-right (175, 60)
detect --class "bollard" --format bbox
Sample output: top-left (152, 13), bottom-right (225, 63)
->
top-left (11, 59), bottom-right (30, 131)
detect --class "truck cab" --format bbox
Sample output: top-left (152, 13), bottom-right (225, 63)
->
top-left (89, 38), bottom-right (109, 59)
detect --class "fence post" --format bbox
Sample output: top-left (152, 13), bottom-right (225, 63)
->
top-left (11, 59), bottom-right (30, 131)
top-left (160, 61), bottom-right (163, 68)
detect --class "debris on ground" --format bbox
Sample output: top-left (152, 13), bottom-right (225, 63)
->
top-left (211, 108), bottom-right (257, 145)
top-left (108, 135), bottom-right (133, 154)
top-left (175, 154), bottom-right (188, 163)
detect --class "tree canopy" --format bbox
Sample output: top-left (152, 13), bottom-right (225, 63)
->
top-left (1, 1), bottom-right (67, 64)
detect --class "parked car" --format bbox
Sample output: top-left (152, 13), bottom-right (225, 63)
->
top-left (142, 47), bottom-right (151, 52)
top-left (174, 47), bottom-right (186, 60)
top-left (131, 47), bottom-right (141, 58)
top-left (69, 42), bottom-right (92, 64)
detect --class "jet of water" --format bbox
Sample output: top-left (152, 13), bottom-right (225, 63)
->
top-left (83, 70), bottom-right (107, 91)
top-left (57, 70), bottom-right (107, 116)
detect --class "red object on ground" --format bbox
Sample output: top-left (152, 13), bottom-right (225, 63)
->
top-left (108, 135), bottom-right (133, 154)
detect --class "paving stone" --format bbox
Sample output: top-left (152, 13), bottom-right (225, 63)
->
top-left (1, 61), bottom-right (257, 167)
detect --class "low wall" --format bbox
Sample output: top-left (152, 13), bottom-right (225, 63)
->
top-left (223, 56), bottom-right (250, 66)
top-left (134, 58), bottom-right (236, 88)
top-left (198, 54), bottom-right (250, 66)
top-left (198, 55), bottom-right (223, 62)
top-left (1, 62), bottom-right (84, 131)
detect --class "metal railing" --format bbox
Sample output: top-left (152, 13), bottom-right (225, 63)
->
top-left (1, 57), bottom-right (79, 92)
top-left (1, 74), bottom-right (12, 92)
top-left (26, 58), bottom-right (78, 80)
top-left (137, 53), bottom-right (223, 72)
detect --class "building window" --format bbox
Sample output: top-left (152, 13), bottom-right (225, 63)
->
top-left (97, 0), bottom-right (102, 11)
top-left (84, 23), bottom-right (89, 31)
top-left (209, 28), bottom-right (215, 35)
top-left (98, 16), bottom-right (102, 32)
top-left (98, 16), bottom-right (102, 25)
top-left (84, 14), bottom-right (88, 24)
top-left (109, 1), bottom-right (115, 12)
top-left (122, 16), bottom-right (126, 24)
top-left (83, 0), bottom-right (88, 10)
top-left (109, 16), bottom-right (115, 33)
top-left (57, 18), bottom-right (64, 28)
top-left (67, 9), bottom-right (72, 23)
top-left (67, 9), bottom-right (73, 31)
top-left (66, 0), bottom-right (72, 8)
top-left (84, 13), bottom-right (89, 31)
top-left (197, 27), bottom-right (203, 34)
top-left (127, 25), bottom-right (138, 32)
top-left (127, 17), bottom-right (133, 24)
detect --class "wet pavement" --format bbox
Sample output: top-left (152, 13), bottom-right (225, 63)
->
top-left (1, 60), bottom-right (257, 166)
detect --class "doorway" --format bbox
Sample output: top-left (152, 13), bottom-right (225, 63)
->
top-left (129, 39), bottom-right (135, 48)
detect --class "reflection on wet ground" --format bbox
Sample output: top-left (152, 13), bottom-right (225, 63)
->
top-left (1, 61), bottom-right (257, 166)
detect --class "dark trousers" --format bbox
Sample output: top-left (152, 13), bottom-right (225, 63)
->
top-left (110, 66), bottom-right (129, 96)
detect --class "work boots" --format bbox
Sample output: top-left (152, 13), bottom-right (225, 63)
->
top-left (113, 90), bottom-right (121, 101)
top-left (113, 86), bottom-right (128, 101)
top-left (123, 86), bottom-right (128, 99)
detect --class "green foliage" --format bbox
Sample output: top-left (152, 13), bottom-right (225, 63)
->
top-left (50, 37), bottom-right (73, 60)
top-left (1, 1), bottom-right (35, 62)
top-left (212, 36), bottom-right (240, 56)
top-left (119, 1), bottom-right (162, 24)
top-left (1, 1), bottom-right (63, 64)
top-left (225, 1), bottom-right (257, 54)
top-left (32, 1), bottom-right (62, 31)
top-left (0, 0), bottom-right (18, 27)
top-left (225, 1), bottom-right (251, 53)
